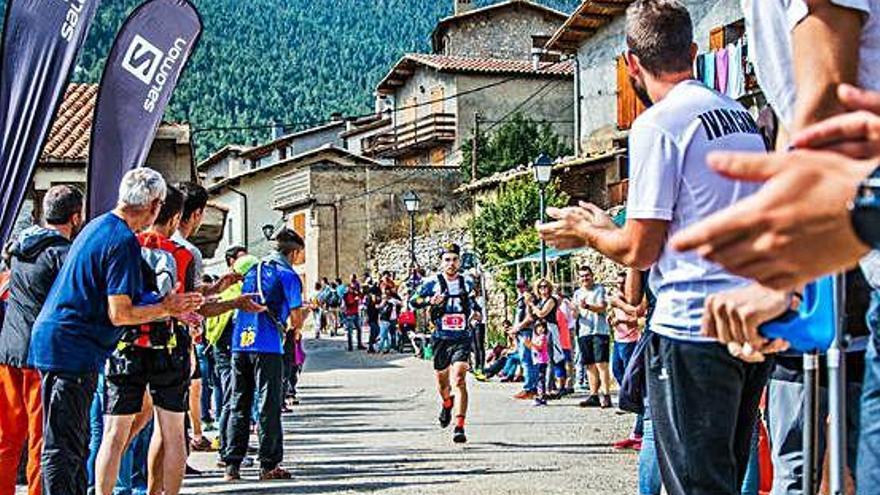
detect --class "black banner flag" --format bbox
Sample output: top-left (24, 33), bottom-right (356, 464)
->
top-left (87, 0), bottom-right (201, 218)
top-left (0, 0), bottom-right (99, 245)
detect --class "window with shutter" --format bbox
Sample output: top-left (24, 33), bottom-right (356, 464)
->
top-left (430, 86), bottom-right (444, 114)
top-left (292, 212), bottom-right (306, 239)
top-left (616, 56), bottom-right (646, 130)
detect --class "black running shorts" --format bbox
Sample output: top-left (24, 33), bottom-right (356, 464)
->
top-left (432, 337), bottom-right (472, 371)
top-left (578, 334), bottom-right (611, 365)
top-left (104, 344), bottom-right (191, 415)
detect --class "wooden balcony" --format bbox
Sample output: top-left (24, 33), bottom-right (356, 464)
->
top-left (363, 113), bottom-right (456, 158)
top-left (608, 179), bottom-right (629, 206)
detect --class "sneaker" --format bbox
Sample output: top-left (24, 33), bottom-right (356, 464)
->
top-left (600, 394), bottom-right (613, 409)
top-left (224, 465), bottom-right (241, 482)
top-left (533, 397), bottom-right (547, 406)
top-left (439, 397), bottom-right (454, 428)
top-left (242, 456), bottom-right (255, 468)
top-left (211, 437), bottom-right (221, 451)
top-left (613, 437), bottom-right (640, 450)
top-left (190, 436), bottom-right (216, 452)
top-left (579, 395), bottom-right (601, 408)
top-left (473, 371), bottom-right (488, 382)
top-left (452, 426), bottom-right (467, 444)
top-left (513, 390), bottom-right (536, 400)
top-left (633, 439), bottom-right (643, 451)
top-left (260, 466), bottom-right (293, 480)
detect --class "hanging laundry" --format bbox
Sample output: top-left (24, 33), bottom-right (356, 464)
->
top-left (716, 48), bottom-right (729, 94)
top-left (702, 52), bottom-right (716, 89)
top-left (695, 53), bottom-right (705, 83)
top-left (726, 41), bottom-right (746, 99)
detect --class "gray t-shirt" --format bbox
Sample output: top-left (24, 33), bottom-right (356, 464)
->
top-left (172, 231), bottom-right (204, 288)
top-left (573, 285), bottom-right (610, 337)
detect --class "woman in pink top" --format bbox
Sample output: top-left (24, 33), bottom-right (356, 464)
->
top-left (528, 321), bottom-right (550, 406)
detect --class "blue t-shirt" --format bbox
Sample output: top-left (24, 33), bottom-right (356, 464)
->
top-left (233, 255), bottom-right (302, 354)
top-left (29, 213), bottom-right (143, 373)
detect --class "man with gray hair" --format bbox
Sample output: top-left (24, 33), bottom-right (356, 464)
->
top-left (539, 1), bottom-right (775, 493)
top-left (29, 168), bottom-right (204, 495)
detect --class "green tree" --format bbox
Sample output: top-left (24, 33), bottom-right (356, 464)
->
top-left (461, 112), bottom-right (573, 180)
top-left (469, 177), bottom-right (569, 294)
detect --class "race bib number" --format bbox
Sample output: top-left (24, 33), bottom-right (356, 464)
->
top-left (441, 313), bottom-right (466, 332)
top-left (239, 327), bottom-right (257, 348)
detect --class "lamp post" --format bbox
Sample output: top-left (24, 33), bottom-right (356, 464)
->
top-left (261, 223), bottom-right (275, 241)
top-left (533, 153), bottom-right (553, 278)
top-left (402, 191), bottom-right (421, 269)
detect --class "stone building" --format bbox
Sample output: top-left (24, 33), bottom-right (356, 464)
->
top-left (350, 0), bottom-right (575, 173)
top-left (13, 83), bottom-right (226, 256)
top-left (203, 141), bottom-right (460, 287)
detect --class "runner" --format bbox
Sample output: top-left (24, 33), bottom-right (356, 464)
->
top-left (410, 243), bottom-right (480, 444)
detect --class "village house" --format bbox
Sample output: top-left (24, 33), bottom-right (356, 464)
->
top-left (347, 0), bottom-right (576, 175)
top-left (541, 0), bottom-right (766, 207)
top-left (13, 83), bottom-right (227, 256)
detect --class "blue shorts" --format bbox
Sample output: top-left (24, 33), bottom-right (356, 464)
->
top-left (552, 350), bottom-right (572, 378)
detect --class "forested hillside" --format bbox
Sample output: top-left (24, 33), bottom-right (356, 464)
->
top-left (2, 0), bottom-right (578, 158)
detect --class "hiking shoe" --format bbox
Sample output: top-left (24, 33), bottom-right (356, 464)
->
top-left (260, 466), bottom-right (293, 480)
top-left (579, 395), bottom-right (601, 408)
top-left (190, 437), bottom-right (216, 452)
top-left (453, 427), bottom-right (467, 444)
top-left (600, 394), bottom-right (613, 408)
top-left (439, 397), bottom-right (454, 428)
top-left (513, 390), bottom-right (536, 400)
top-left (224, 465), bottom-right (241, 482)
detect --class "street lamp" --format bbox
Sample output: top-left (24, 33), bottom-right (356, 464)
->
top-left (402, 191), bottom-right (421, 268)
top-left (261, 223), bottom-right (275, 241)
top-left (533, 153), bottom-right (553, 278)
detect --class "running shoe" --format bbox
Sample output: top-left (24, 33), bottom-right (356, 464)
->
top-left (439, 396), bottom-right (454, 428)
top-left (190, 437), bottom-right (216, 452)
top-left (513, 390), bottom-right (536, 400)
top-left (579, 395), bottom-right (601, 408)
top-left (260, 466), bottom-right (293, 480)
top-left (224, 465), bottom-right (241, 482)
top-left (613, 437), bottom-right (641, 450)
top-left (452, 426), bottom-right (467, 444)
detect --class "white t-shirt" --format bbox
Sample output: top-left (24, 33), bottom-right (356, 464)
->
top-left (627, 80), bottom-right (766, 341)
top-left (573, 285), bottom-right (609, 336)
top-left (742, 0), bottom-right (880, 128)
top-left (743, 0), bottom-right (880, 287)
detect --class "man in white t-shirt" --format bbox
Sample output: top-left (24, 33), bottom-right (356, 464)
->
top-left (572, 266), bottom-right (613, 408)
top-left (538, 2), bottom-right (776, 493)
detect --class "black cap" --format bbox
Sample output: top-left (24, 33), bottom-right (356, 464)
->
top-left (440, 242), bottom-right (461, 257)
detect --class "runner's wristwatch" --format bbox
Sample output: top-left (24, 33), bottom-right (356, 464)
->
top-left (850, 164), bottom-right (880, 249)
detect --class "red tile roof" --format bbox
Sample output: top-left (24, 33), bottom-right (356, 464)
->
top-left (377, 53), bottom-right (573, 93)
top-left (42, 83), bottom-right (98, 163)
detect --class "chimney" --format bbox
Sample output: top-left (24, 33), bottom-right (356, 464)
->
top-left (454, 0), bottom-right (473, 15)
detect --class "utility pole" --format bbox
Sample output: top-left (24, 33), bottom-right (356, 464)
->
top-left (471, 111), bottom-right (480, 182)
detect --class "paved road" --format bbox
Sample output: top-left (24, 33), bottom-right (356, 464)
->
top-left (184, 335), bottom-right (639, 494)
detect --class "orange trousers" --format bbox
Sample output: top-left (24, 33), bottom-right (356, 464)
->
top-left (0, 365), bottom-right (43, 495)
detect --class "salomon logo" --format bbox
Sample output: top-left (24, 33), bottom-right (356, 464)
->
top-left (121, 35), bottom-right (164, 85)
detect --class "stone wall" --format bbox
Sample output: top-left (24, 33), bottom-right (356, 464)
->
top-left (368, 227), bottom-right (472, 276)
top-left (440, 6), bottom-right (563, 60)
